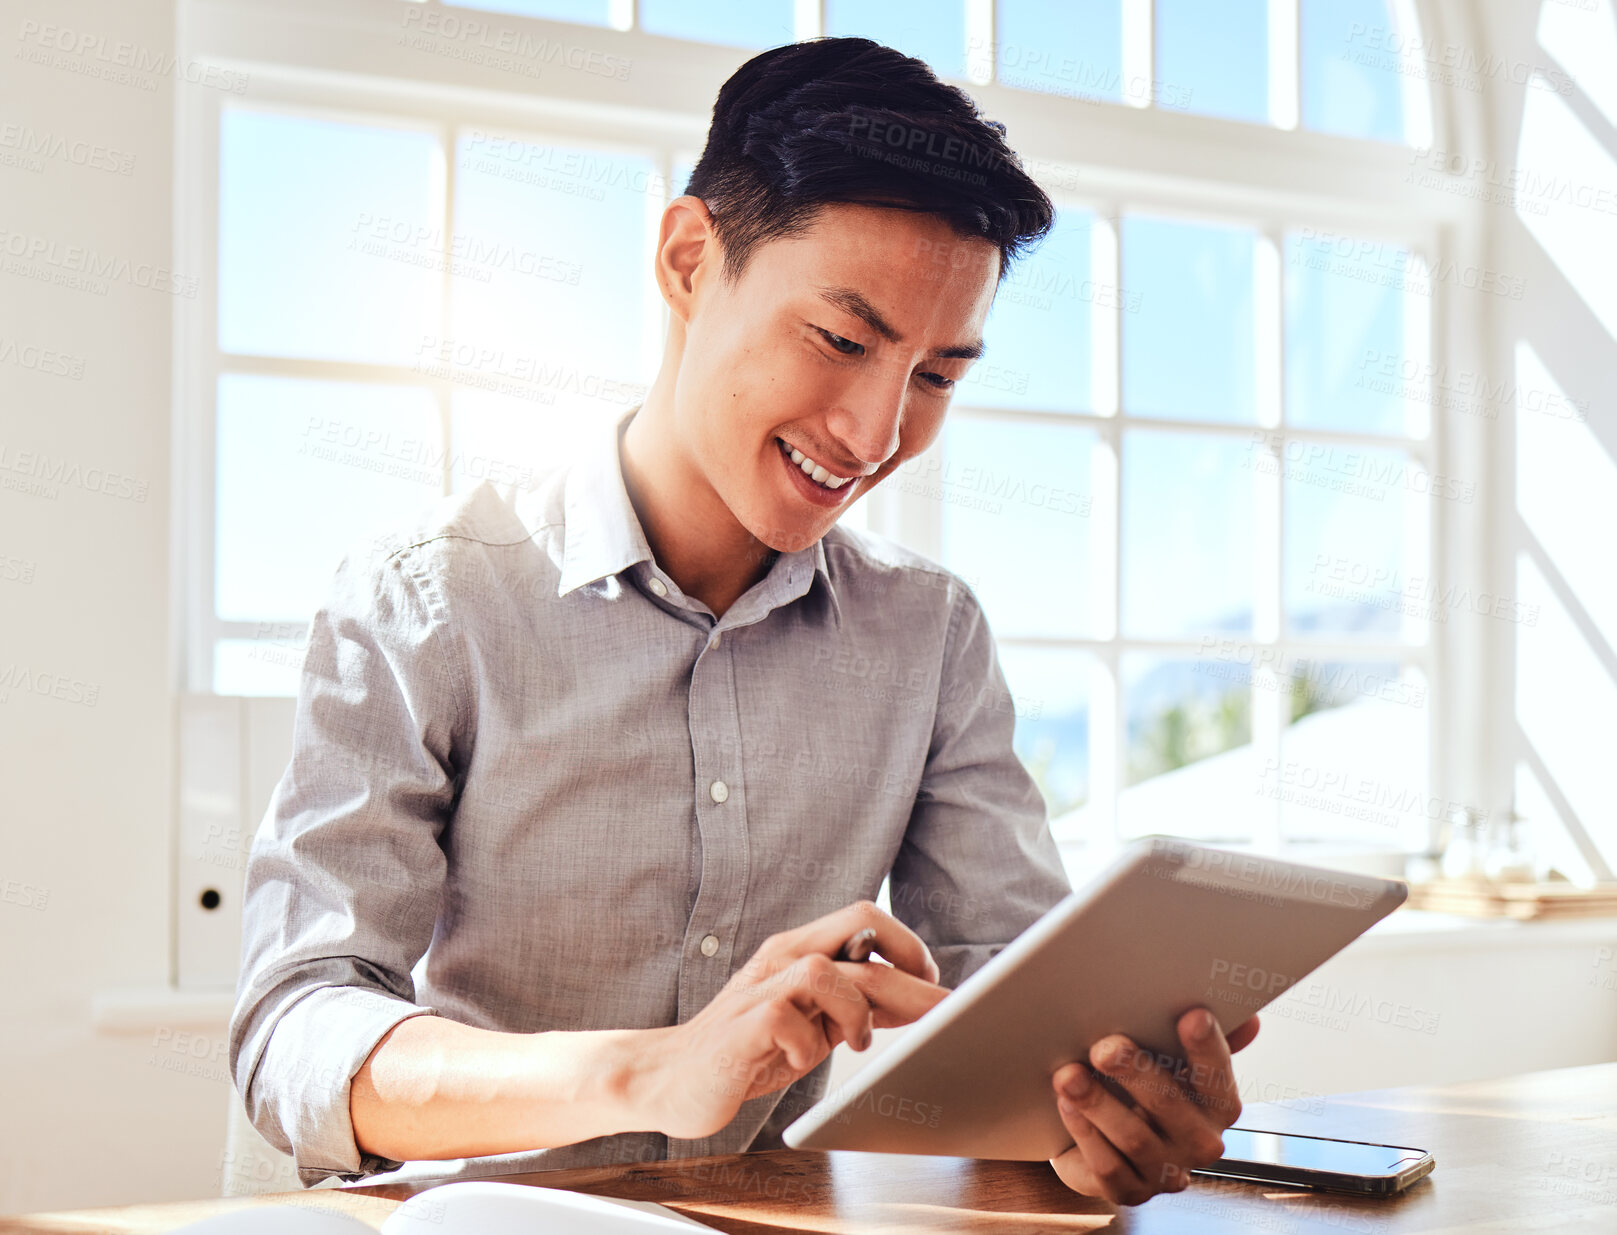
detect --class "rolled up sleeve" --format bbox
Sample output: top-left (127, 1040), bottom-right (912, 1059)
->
top-left (889, 580), bottom-right (1072, 990)
top-left (228, 533), bottom-right (468, 1187)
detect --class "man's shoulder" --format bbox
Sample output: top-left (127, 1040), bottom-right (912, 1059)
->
top-left (345, 472), bottom-right (567, 596)
top-left (821, 523), bottom-right (981, 615)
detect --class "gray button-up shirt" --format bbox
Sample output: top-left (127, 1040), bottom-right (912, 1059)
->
top-left (229, 403), bottom-right (1072, 1188)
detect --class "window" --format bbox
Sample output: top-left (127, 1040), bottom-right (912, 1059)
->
top-left (184, 0), bottom-right (1460, 860)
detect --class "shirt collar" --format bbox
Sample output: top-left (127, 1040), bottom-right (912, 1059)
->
top-left (556, 404), bottom-right (840, 628)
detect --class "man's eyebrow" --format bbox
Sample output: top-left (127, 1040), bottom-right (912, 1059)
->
top-left (814, 285), bottom-right (985, 361)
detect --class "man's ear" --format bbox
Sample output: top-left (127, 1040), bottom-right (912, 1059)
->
top-left (656, 195), bottom-right (719, 324)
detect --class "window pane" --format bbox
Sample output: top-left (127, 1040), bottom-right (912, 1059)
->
top-left (213, 636), bottom-right (304, 698)
top-left (1122, 216), bottom-right (1256, 423)
top-left (1155, 0), bottom-right (1268, 124)
top-left (995, 0), bottom-right (1123, 103)
top-left (219, 109), bottom-right (440, 366)
top-left (641, 0), bottom-right (794, 48)
top-left (1001, 646), bottom-right (1092, 821)
top-left (1284, 442), bottom-right (1429, 640)
top-left (672, 154), bottom-right (697, 196)
top-left (215, 374), bottom-right (442, 622)
top-left (1121, 431), bottom-right (1254, 638)
top-left (825, 0), bottom-right (968, 79)
top-left (974, 209), bottom-right (1094, 413)
top-left (449, 386), bottom-right (626, 496)
top-left (938, 416), bottom-right (1097, 639)
top-left (453, 132), bottom-right (656, 418)
top-left (1269, 663), bottom-right (1429, 849)
top-left (444, 0), bottom-right (610, 24)
top-left (1122, 652), bottom-right (1253, 841)
top-left (1301, 0), bottom-right (1410, 143)
top-left (1286, 230), bottom-right (1412, 434)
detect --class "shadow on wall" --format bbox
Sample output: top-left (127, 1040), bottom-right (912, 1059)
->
top-left (1496, 1), bottom-right (1617, 884)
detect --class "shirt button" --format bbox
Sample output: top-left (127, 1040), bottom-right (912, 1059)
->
top-left (647, 577), bottom-right (668, 598)
top-left (700, 934), bottom-right (720, 957)
top-left (709, 779), bottom-right (729, 803)
top-left (709, 630), bottom-right (721, 648)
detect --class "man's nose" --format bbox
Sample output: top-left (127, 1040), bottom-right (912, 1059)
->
top-left (827, 370), bottom-right (906, 467)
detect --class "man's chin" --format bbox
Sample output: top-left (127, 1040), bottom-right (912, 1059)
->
top-left (744, 509), bottom-right (831, 557)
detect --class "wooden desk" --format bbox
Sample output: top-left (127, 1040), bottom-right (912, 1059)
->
top-left (5, 1062), bottom-right (1615, 1233)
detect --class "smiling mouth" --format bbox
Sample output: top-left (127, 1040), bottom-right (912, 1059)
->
top-left (776, 436), bottom-right (857, 491)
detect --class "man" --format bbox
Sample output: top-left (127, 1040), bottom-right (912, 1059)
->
top-left (229, 35), bottom-right (1257, 1207)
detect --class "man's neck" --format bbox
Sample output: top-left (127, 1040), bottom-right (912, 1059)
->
top-left (619, 400), bottom-right (777, 619)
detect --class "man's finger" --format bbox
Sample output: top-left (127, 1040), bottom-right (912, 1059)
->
top-left (1049, 1065), bottom-right (1154, 1206)
top-left (772, 953), bottom-right (876, 1051)
top-left (769, 901), bottom-right (941, 983)
top-left (842, 960), bottom-right (950, 1028)
top-left (1176, 1007), bottom-right (1243, 1128)
top-left (1051, 1056), bottom-right (1172, 1190)
top-left (1087, 1033), bottom-right (1228, 1165)
top-left (1227, 1014), bottom-right (1261, 1054)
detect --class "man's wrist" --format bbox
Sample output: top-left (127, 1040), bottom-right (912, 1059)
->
top-left (526, 1025), bottom-right (673, 1143)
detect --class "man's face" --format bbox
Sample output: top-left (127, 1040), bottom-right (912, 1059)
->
top-left (669, 201), bottom-right (999, 554)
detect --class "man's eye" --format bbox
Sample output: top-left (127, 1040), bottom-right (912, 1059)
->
top-left (817, 328), bottom-right (865, 356)
top-left (920, 372), bottom-right (955, 391)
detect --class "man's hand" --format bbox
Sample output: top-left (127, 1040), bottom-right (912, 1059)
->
top-left (1048, 1009), bottom-right (1261, 1206)
top-left (639, 902), bottom-right (951, 1141)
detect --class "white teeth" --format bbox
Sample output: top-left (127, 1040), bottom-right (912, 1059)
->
top-left (780, 437), bottom-right (854, 492)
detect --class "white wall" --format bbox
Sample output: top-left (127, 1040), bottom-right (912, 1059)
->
top-left (1, 0), bottom-right (1612, 1217)
top-left (0, 0), bottom-right (221, 1215)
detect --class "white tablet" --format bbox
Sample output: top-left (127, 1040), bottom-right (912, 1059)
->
top-left (782, 837), bottom-right (1407, 1159)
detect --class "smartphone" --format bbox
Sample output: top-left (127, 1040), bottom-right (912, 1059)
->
top-left (1191, 1127), bottom-right (1435, 1196)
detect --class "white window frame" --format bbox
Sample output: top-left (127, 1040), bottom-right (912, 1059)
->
top-left (173, 0), bottom-right (1494, 872)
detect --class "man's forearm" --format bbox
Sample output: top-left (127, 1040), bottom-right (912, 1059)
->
top-left (350, 1014), bottom-right (668, 1162)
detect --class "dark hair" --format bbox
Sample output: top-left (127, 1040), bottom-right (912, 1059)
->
top-left (684, 37), bottom-right (1054, 289)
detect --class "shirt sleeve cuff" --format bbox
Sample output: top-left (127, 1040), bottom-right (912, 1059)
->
top-left (246, 984), bottom-right (440, 1188)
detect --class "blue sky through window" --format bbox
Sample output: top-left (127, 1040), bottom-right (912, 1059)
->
top-left (996, 0), bottom-right (1123, 102)
top-left (1155, 0), bottom-right (1268, 123)
top-left (824, 0), bottom-right (968, 79)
